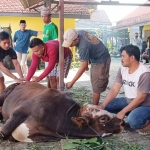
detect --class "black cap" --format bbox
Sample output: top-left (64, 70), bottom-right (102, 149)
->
top-left (20, 20), bottom-right (26, 24)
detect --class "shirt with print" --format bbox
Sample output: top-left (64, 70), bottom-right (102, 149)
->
top-left (115, 63), bottom-right (150, 106)
top-left (13, 29), bottom-right (38, 54)
top-left (0, 47), bottom-right (17, 62)
top-left (43, 22), bottom-right (58, 42)
top-left (26, 40), bottom-right (71, 81)
top-left (76, 30), bottom-right (110, 64)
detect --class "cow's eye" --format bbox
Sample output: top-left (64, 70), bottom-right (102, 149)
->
top-left (99, 115), bottom-right (110, 123)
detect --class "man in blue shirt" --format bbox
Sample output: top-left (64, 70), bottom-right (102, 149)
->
top-left (13, 20), bottom-right (42, 76)
top-left (62, 29), bottom-right (111, 105)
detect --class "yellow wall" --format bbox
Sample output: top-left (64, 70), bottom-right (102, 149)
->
top-left (0, 16), bottom-right (76, 61)
top-left (143, 25), bottom-right (150, 30)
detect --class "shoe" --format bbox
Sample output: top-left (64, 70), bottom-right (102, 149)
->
top-left (138, 128), bottom-right (150, 136)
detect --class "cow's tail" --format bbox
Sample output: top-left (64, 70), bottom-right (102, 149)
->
top-left (0, 83), bottom-right (20, 106)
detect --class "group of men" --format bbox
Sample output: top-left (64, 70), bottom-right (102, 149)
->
top-left (0, 7), bottom-right (150, 136)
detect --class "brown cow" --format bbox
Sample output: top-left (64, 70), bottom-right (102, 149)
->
top-left (0, 82), bottom-right (124, 142)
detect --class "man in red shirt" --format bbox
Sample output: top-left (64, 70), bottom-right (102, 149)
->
top-left (26, 38), bottom-right (72, 89)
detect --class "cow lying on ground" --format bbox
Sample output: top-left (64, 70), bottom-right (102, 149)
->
top-left (0, 82), bottom-right (124, 142)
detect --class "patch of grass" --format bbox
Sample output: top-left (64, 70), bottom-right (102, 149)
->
top-left (103, 137), bottom-right (150, 150)
top-left (25, 142), bottom-right (61, 150)
top-left (70, 87), bottom-right (92, 105)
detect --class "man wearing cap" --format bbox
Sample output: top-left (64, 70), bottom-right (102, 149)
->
top-left (26, 38), bottom-right (72, 89)
top-left (41, 7), bottom-right (58, 89)
top-left (62, 29), bottom-right (111, 105)
top-left (0, 31), bottom-right (24, 92)
top-left (13, 20), bottom-right (42, 76)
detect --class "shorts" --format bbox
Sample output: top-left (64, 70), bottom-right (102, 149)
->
top-left (45, 53), bottom-right (72, 78)
top-left (0, 70), bottom-right (3, 78)
top-left (90, 57), bottom-right (111, 93)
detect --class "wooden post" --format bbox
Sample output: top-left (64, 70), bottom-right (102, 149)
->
top-left (59, 0), bottom-right (64, 91)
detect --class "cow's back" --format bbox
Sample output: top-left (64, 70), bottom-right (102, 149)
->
top-left (2, 82), bottom-right (48, 119)
top-left (2, 82), bottom-right (78, 125)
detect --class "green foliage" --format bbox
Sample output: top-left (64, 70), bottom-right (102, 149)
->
top-left (63, 137), bottom-right (111, 150)
top-left (107, 41), bottom-right (111, 50)
top-left (70, 61), bottom-right (80, 69)
top-left (95, 29), bottom-right (103, 38)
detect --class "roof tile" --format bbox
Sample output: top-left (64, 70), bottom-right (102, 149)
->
top-left (0, 0), bottom-right (90, 16)
top-left (115, 0), bottom-right (150, 28)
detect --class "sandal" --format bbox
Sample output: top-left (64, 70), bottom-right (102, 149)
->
top-left (138, 128), bottom-right (150, 136)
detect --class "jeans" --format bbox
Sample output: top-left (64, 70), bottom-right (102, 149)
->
top-left (105, 97), bottom-right (150, 129)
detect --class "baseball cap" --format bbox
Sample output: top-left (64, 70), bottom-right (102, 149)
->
top-left (41, 7), bottom-right (51, 16)
top-left (62, 29), bottom-right (78, 47)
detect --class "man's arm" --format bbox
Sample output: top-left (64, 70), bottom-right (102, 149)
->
top-left (101, 82), bottom-right (122, 109)
top-left (37, 31), bottom-right (43, 35)
top-left (117, 72), bottom-right (150, 119)
top-left (12, 59), bottom-right (24, 78)
top-left (13, 32), bottom-right (17, 47)
top-left (0, 61), bottom-right (22, 82)
top-left (29, 30), bottom-right (42, 37)
top-left (26, 54), bottom-right (39, 81)
top-left (117, 93), bottom-right (148, 119)
top-left (66, 61), bottom-right (88, 88)
top-left (51, 25), bottom-right (58, 40)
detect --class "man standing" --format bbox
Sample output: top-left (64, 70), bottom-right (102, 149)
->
top-left (41, 7), bottom-right (58, 88)
top-left (131, 32), bottom-right (142, 54)
top-left (13, 20), bottom-right (41, 76)
top-left (62, 29), bottom-right (111, 105)
top-left (26, 38), bottom-right (72, 89)
top-left (0, 31), bottom-right (24, 92)
top-left (100, 45), bottom-right (150, 136)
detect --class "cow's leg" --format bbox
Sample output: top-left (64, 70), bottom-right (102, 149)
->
top-left (12, 116), bottom-right (61, 142)
top-left (0, 109), bottom-right (28, 139)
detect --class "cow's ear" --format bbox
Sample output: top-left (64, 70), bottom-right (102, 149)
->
top-left (71, 117), bottom-right (89, 128)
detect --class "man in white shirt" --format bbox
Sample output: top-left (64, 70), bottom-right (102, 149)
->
top-left (99, 44), bottom-right (150, 135)
top-left (131, 32), bottom-right (142, 53)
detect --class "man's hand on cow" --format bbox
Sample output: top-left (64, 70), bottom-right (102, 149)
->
top-left (97, 104), bottom-right (105, 110)
top-left (32, 76), bottom-right (41, 82)
top-left (116, 110), bottom-right (126, 120)
top-left (66, 82), bottom-right (73, 89)
top-left (19, 77), bottom-right (26, 81)
top-left (14, 78), bottom-right (23, 83)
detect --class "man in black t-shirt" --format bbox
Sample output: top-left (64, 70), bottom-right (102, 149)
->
top-left (0, 31), bottom-right (24, 92)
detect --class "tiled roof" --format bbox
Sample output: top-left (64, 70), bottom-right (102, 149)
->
top-left (0, 0), bottom-right (90, 18)
top-left (115, 0), bottom-right (150, 28)
top-left (91, 10), bottom-right (112, 25)
top-left (76, 9), bottom-right (112, 28)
